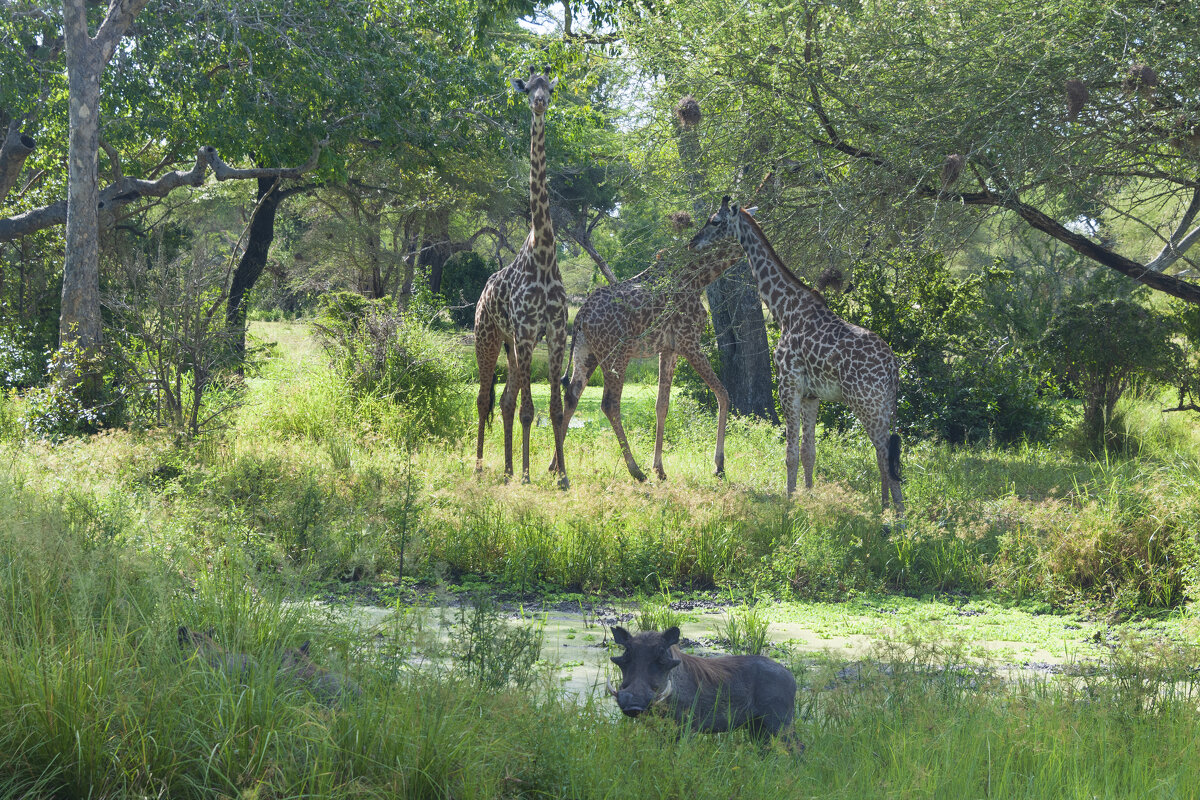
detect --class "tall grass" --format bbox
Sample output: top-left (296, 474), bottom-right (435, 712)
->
top-left (2, 347), bottom-right (1200, 796)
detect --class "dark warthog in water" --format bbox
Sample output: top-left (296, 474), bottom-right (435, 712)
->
top-left (607, 626), bottom-right (798, 744)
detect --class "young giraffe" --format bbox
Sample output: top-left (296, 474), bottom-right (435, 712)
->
top-left (474, 69), bottom-right (569, 488)
top-left (548, 240), bottom-right (741, 482)
top-left (689, 197), bottom-right (904, 513)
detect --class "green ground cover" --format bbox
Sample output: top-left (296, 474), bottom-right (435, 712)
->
top-left (0, 319), bottom-right (1198, 797)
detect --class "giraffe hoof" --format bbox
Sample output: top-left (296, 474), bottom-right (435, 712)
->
top-left (655, 468), bottom-right (667, 482)
top-left (521, 474), bottom-right (531, 485)
top-left (630, 469), bottom-right (647, 483)
top-left (557, 476), bottom-right (570, 490)
top-left (714, 469), bottom-right (725, 480)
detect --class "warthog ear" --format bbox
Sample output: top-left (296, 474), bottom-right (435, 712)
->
top-left (299, 640), bottom-right (310, 656)
top-left (662, 627), bottom-right (681, 647)
top-left (611, 626), bottom-right (631, 646)
top-left (177, 626), bottom-right (192, 646)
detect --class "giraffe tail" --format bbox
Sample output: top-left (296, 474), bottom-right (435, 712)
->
top-left (560, 325), bottom-right (579, 405)
top-left (887, 433), bottom-right (903, 483)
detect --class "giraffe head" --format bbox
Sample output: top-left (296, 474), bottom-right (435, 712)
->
top-left (512, 67), bottom-right (557, 116)
top-left (687, 196), bottom-right (755, 252)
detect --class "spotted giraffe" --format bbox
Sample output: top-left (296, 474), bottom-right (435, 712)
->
top-left (549, 240), bottom-right (741, 482)
top-left (689, 197), bottom-right (904, 513)
top-left (474, 69), bottom-right (569, 488)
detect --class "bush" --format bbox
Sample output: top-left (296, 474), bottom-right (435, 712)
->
top-left (1040, 294), bottom-right (1180, 443)
top-left (440, 251), bottom-right (494, 328)
top-left (0, 322), bottom-right (52, 391)
top-left (825, 250), bottom-right (1062, 444)
top-left (17, 342), bottom-right (125, 441)
top-left (106, 251), bottom-right (247, 437)
top-left (314, 292), bottom-right (470, 442)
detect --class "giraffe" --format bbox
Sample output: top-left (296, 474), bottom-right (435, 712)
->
top-left (548, 240), bottom-right (741, 482)
top-left (688, 197), bottom-right (904, 514)
top-left (474, 69), bottom-right (569, 488)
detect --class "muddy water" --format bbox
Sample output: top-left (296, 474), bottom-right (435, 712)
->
top-left (320, 598), bottom-right (1089, 704)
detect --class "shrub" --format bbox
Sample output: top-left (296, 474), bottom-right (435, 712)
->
top-left (106, 252), bottom-right (247, 437)
top-left (0, 322), bottom-right (52, 391)
top-left (18, 342), bottom-right (125, 441)
top-left (1040, 296), bottom-right (1179, 443)
top-left (825, 250), bottom-right (1062, 444)
top-left (440, 251), bottom-right (494, 328)
top-left (314, 292), bottom-right (470, 442)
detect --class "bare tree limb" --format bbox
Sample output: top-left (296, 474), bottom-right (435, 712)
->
top-left (0, 142), bottom-right (328, 242)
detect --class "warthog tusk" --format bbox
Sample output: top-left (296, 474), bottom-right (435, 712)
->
top-left (606, 679), bottom-right (620, 697)
top-left (651, 679), bottom-right (673, 706)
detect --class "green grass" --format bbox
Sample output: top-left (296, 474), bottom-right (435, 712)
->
top-left (1, 319), bottom-right (1199, 797)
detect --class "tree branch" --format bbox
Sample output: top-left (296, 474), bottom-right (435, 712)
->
top-left (0, 142), bottom-right (328, 242)
top-left (1146, 186), bottom-right (1200, 273)
top-left (0, 119), bottom-right (36, 203)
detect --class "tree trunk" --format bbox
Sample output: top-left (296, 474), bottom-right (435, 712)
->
top-left (705, 266), bottom-right (778, 421)
top-left (226, 177), bottom-right (284, 365)
top-left (676, 99), bottom-right (778, 422)
top-left (58, 0), bottom-right (150, 387)
top-left (422, 208), bottom-right (453, 296)
top-left (60, 12), bottom-right (103, 367)
top-left (0, 121), bottom-right (36, 203)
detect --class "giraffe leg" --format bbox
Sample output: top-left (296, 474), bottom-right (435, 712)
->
top-left (780, 386), bottom-right (802, 495)
top-left (652, 352), bottom-right (678, 481)
top-left (800, 397), bottom-right (819, 491)
top-left (512, 340), bottom-right (536, 484)
top-left (889, 432), bottom-right (905, 516)
top-left (551, 351), bottom-right (597, 473)
top-left (474, 336), bottom-right (502, 475)
top-left (869, 424), bottom-right (905, 516)
top-left (600, 363), bottom-right (644, 482)
top-left (681, 348), bottom-right (729, 478)
top-left (547, 328), bottom-right (569, 489)
top-left (498, 342), bottom-right (519, 480)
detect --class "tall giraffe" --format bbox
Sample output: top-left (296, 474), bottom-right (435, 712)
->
top-left (549, 240), bottom-right (741, 482)
top-left (474, 69), bottom-right (569, 487)
top-left (689, 197), bottom-right (904, 513)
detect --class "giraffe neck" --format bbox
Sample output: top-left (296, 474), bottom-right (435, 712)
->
top-left (685, 241), bottom-right (741, 288)
top-left (528, 112), bottom-right (555, 270)
top-left (732, 212), bottom-right (821, 322)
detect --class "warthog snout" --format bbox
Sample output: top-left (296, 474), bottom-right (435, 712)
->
top-left (609, 625), bottom-right (799, 745)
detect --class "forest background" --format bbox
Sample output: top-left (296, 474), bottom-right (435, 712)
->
top-left (2, 0), bottom-right (1200, 796)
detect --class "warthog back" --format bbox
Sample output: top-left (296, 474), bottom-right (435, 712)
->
top-left (609, 625), bottom-right (796, 742)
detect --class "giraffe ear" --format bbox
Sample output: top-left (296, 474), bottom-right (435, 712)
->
top-left (742, 206), bottom-right (758, 217)
top-left (511, 78), bottom-right (528, 93)
top-left (548, 77), bottom-right (559, 92)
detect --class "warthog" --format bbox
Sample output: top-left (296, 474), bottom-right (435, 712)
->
top-left (607, 626), bottom-right (797, 744)
top-left (177, 626), bottom-right (257, 677)
top-left (280, 640), bottom-right (362, 705)
top-left (178, 627), bottom-right (360, 706)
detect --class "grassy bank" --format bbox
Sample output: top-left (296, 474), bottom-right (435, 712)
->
top-left (1, 462), bottom-right (1200, 798)
top-left (0, 319), bottom-right (1199, 796)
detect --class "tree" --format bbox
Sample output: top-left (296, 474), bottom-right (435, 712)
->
top-left (621, 0), bottom-right (1200, 305)
top-left (59, 0), bottom-right (150, 378)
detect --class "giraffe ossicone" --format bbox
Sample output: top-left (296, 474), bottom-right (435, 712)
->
top-left (473, 69), bottom-right (570, 489)
top-left (689, 197), bottom-right (905, 514)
